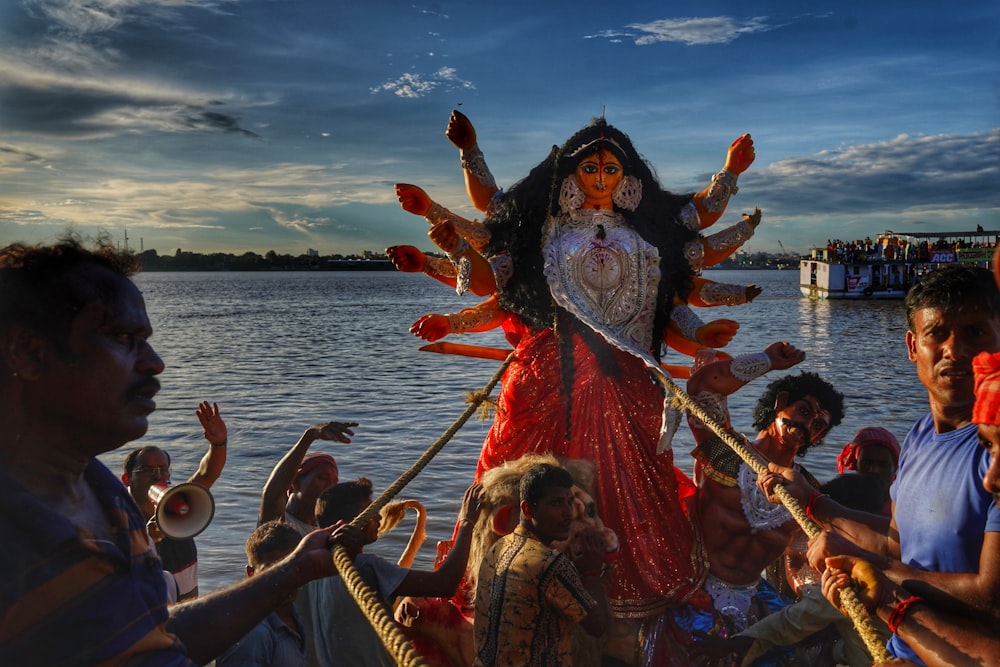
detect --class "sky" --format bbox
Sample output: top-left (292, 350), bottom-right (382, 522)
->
top-left (1, 0), bottom-right (997, 257)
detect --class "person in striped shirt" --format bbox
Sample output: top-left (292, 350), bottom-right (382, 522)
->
top-left (0, 237), bottom-right (359, 666)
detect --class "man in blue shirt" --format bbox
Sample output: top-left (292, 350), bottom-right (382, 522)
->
top-left (761, 264), bottom-right (1000, 666)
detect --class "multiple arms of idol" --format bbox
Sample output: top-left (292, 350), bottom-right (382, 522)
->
top-left (385, 110), bottom-right (764, 362)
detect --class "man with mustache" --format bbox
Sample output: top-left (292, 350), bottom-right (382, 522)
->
top-left (820, 344), bottom-right (1000, 667)
top-left (676, 342), bottom-right (844, 664)
top-left (474, 463), bottom-right (611, 667)
top-left (761, 263), bottom-right (1000, 666)
top-left (0, 238), bottom-right (359, 666)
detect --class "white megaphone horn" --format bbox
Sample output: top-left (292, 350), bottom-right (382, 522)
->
top-left (148, 482), bottom-right (215, 540)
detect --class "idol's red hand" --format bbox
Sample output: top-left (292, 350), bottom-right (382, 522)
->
top-left (446, 109), bottom-right (476, 150)
top-left (386, 245), bottom-right (426, 273)
top-left (395, 183), bottom-right (431, 216)
top-left (725, 134), bottom-right (755, 174)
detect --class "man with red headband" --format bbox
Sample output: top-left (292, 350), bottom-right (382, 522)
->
top-left (818, 348), bottom-right (1000, 667)
top-left (760, 263), bottom-right (1000, 666)
top-left (259, 424), bottom-right (356, 533)
top-left (836, 426), bottom-right (900, 515)
top-left (257, 421), bottom-right (358, 667)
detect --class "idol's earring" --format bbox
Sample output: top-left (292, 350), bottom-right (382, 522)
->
top-left (558, 176), bottom-right (585, 212)
top-left (612, 175), bottom-right (642, 211)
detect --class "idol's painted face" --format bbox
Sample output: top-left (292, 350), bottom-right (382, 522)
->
top-left (575, 149), bottom-right (623, 209)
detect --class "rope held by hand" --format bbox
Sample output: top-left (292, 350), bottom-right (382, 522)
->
top-left (650, 365), bottom-right (892, 665)
top-left (329, 351), bottom-right (515, 667)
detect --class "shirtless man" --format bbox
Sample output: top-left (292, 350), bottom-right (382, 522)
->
top-left (683, 343), bottom-right (845, 660)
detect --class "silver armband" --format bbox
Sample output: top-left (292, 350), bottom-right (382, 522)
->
top-left (706, 217), bottom-right (756, 253)
top-left (446, 304), bottom-right (494, 334)
top-left (425, 202), bottom-right (491, 253)
top-left (424, 202), bottom-right (452, 226)
top-left (489, 253), bottom-right (513, 289)
top-left (460, 143), bottom-right (498, 190)
top-left (455, 218), bottom-right (491, 253)
top-left (423, 255), bottom-right (458, 278)
top-left (730, 352), bottom-right (772, 383)
top-left (678, 202), bottom-right (701, 231)
top-left (688, 390), bottom-right (729, 432)
top-left (703, 169), bottom-right (739, 213)
top-left (684, 239), bottom-right (706, 274)
top-left (445, 236), bottom-right (470, 265)
top-left (671, 304), bottom-right (704, 341)
top-left (699, 281), bottom-right (748, 307)
top-left (454, 256), bottom-right (472, 296)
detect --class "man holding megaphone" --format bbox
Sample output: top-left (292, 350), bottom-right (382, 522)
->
top-left (122, 400), bottom-right (229, 601)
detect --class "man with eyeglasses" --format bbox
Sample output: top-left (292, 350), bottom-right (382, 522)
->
top-left (122, 401), bottom-right (229, 601)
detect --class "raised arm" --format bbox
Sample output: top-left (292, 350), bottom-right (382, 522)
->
top-left (426, 219), bottom-right (496, 297)
top-left (445, 110), bottom-right (500, 213)
top-left (188, 401), bottom-right (228, 488)
top-left (688, 341), bottom-right (805, 400)
top-left (701, 208), bottom-right (762, 268)
top-left (258, 421), bottom-right (357, 525)
top-left (409, 295), bottom-right (508, 342)
top-left (688, 275), bottom-right (762, 308)
top-left (691, 134), bottom-right (755, 230)
top-left (395, 183), bottom-right (491, 254)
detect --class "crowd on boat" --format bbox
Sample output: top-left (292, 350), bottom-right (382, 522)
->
top-left (822, 232), bottom-right (998, 265)
top-left (3, 111), bottom-right (1000, 667)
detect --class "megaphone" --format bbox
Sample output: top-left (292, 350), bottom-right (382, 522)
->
top-left (148, 482), bottom-right (215, 540)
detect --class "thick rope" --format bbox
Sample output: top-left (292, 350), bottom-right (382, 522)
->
top-left (650, 365), bottom-right (892, 664)
top-left (329, 351), bottom-right (516, 667)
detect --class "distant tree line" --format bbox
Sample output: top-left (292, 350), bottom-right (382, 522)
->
top-left (135, 248), bottom-right (398, 271)
top-left (133, 248), bottom-right (794, 272)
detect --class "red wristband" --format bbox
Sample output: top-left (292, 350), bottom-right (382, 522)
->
top-left (887, 595), bottom-right (923, 634)
top-left (805, 492), bottom-right (828, 519)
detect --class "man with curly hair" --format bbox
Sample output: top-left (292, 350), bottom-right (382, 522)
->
top-left (666, 342), bottom-right (844, 665)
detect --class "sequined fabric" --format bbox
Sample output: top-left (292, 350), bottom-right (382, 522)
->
top-left (475, 325), bottom-right (708, 617)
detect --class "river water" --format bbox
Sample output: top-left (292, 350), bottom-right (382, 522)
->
top-left (97, 268), bottom-right (927, 593)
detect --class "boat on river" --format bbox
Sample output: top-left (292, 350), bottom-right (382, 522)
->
top-left (799, 229), bottom-right (998, 300)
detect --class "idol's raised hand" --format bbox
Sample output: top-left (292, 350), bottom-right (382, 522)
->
top-left (386, 245), bottom-right (426, 273)
top-left (764, 341), bottom-right (806, 370)
top-left (724, 133), bottom-right (755, 174)
top-left (395, 183), bottom-right (431, 216)
top-left (446, 109), bottom-right (476, 150)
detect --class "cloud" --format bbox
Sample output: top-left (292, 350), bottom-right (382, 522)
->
top-left (255, 205), bottom-right (333, 234)
top-left (26, 0), bottom-right (232, 35)
top-left (370, 67), bottom-right (475, 99)
top-left (0, 0), bottom-right (262, 138)
top-left (742, 129), bottom-right (1000, 218)
top-left (0, 144), bottom-right (48, 167)
top-left (589, 16), bottom-right (779, 46)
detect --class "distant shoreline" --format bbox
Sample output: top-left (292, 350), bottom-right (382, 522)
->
top-left (137, 261), bottom-right (788, 272)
